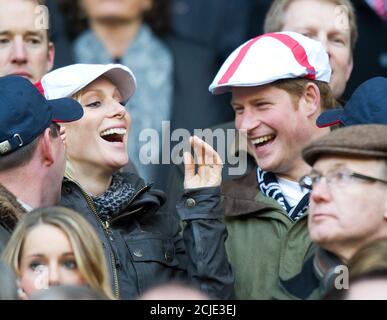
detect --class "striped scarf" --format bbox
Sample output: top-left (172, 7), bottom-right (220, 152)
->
top-left (256, 167), bottom-right (309, 221)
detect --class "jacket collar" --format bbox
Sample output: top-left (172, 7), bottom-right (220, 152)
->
top-left (0, 183), bottom-right (26, 232)
top-left (313, 246), bottom-right (344, 294)
top-left (221, 167), bottom-right (274, 217)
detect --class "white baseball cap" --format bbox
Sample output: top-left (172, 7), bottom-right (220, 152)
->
top-left (209, 31), bottom-right (331, 95)
top-left (36, 63), bottom-right (137, 103)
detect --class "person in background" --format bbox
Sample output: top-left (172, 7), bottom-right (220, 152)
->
top-left (2, 206), bottom-right (113, 299)
top-left (0, 75), bottom-right (83, 253)
top-left (264, 0), bottom-right (356, 100)
top-left (38, 63), bottom-right (234, 300)
top-left (0, 0), bottom-right (55, 82)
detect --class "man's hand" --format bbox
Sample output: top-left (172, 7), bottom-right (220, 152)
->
top-left (184, 136), bottom-right (223, 189)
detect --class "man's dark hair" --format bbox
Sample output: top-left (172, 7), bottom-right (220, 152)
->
top-left (0, 123), bottom-right (59, 171)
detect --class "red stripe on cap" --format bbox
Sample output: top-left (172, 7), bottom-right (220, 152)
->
top-left (316, 119), bottom-right (342, 128)
top-left (268, 33), bottom-right (316, 80)
top-left (34, 80), bottom-right (45, 96)
top-left (218, 33), bottom-right (316, 86)
top-left (218, 37), bottom-right (260, 85)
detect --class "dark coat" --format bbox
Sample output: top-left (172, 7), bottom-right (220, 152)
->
top-left (60, 172), bottom-right (234, 300)
top-left (344, 1), bottom-right (387, 99)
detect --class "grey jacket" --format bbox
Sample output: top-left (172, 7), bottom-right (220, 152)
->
top-left (60, 172), bottom-right (234, 300)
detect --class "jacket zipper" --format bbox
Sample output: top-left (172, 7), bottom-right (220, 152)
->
top-left (67, 180), bottom-right (120, 299)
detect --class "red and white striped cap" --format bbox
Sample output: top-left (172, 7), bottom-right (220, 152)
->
top-left (209, 32), bottom-right (331, 95)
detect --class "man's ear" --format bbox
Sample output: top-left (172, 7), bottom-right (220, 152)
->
top-left (346, 57), bottom-right (354, 81)
top-left (46, 42), bottom-right (55, 73)
top-left (39, 128), bottom-right (55, 166)
top-left (300, 82), bottom-right (321, 118)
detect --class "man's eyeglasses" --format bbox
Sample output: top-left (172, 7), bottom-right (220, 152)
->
top-left (299, 168), bottom-right (387, 192)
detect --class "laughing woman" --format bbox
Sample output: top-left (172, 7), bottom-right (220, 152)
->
top-left (36, 64), bottom-right (234, 300)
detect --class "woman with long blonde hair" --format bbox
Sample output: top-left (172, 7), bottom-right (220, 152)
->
top-left (2, 206), bottom-right (113, 299)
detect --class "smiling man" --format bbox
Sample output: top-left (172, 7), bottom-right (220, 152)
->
top-left (0, 0), bottom-right (54, 82)
top-left (264, 0), bottom-right (357, 100)
top-left (209, 31), bottom-right (335, 299)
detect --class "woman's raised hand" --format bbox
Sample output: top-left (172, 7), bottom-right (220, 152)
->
top-left (183, 136), bottom-right (223, 189)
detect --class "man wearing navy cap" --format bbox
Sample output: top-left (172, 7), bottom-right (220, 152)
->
top-left (0, 75), bottom-right (83, 253)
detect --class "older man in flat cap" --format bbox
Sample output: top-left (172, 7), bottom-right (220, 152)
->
top-left (279, 124), bottom-right (387, 299)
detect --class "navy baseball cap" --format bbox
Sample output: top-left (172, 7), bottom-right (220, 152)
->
top-left (317, 77), bottom-right (387, 128)
top-left (0, 75), bottom-right (84, 156)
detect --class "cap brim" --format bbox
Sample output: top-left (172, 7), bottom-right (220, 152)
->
top-left (104, 67), bottom-right (136, 103)
top-left (49, 98), bottom-right (84, 123)
top-left (316, 108), bottom-right (344, 128)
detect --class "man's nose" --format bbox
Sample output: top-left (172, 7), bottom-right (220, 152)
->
top-left (310, 176), bottom-right (332, 203)
top-left (238, 111), bottom-right (260, 131)
top-left (11, 38), bottom-right (28, 64)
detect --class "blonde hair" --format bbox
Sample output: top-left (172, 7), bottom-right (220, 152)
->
top-left (264, 0), bottom-right (358, 52)
top-left (1, 206), bottom-right (114, 299)
top-left (63, 91), bottom-right (83, 181)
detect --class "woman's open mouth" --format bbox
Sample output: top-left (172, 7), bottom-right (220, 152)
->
top-left (100, 128), bottom-right (126, 143)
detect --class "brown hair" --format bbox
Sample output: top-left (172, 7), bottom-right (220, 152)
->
top-left (264, 0), bottom-right (358, 52)
top-left (272, 78), bottom-right (338, 112)
top-left (0, 124), bottom-right (59, 171)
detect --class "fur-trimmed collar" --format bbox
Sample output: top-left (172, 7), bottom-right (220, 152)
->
top-left (0, 184), bottom-right (26, 232)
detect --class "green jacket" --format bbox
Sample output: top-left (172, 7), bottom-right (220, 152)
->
top-left (221, 169), bottom-right (314, 299)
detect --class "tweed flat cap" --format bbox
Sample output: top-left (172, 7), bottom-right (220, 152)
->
top-left (302, 124), bottom-right (387, 166)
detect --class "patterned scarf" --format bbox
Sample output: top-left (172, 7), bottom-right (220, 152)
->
top-left (91, 174), bottom-right (135, 220)
top-left (256, 167), bottom-right (309, 221)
